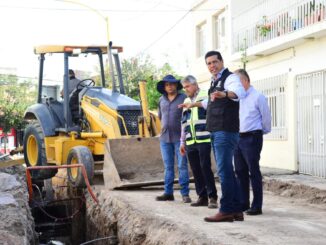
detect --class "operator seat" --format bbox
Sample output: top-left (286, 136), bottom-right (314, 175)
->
top-left (69, 88), bottom-right (82, 124)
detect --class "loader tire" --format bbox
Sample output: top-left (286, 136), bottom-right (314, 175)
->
top-left (67, 146), bottom-right (94, 188)
top-left (23, 121), bottom-right (57, 180)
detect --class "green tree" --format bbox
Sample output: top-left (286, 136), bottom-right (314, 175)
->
top-left (146, 77), bottom-right (161, 110)
top-left (93, 55), bottom-right (180, 110)
top-left (121, 56), bottom-right (156, 100)
top-left (0, 74), bottom-right (36, 150)
top-left (121, 57), bottom-right (178, 110)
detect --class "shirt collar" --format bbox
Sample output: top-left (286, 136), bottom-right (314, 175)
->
top-left (163, 92), bottom-right (183, 100)
top-left (245, 86), bottom-right (254, 96)
top-left (212, 68), bottom-right (226, 80)
top-left (190, 88), bottom-right (200, 101)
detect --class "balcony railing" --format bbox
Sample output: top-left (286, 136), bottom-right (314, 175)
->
top-left (232, 0), bottom-right (326, 54)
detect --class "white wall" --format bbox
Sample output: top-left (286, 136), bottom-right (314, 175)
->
top-left (230, 0), bottom-right (258, 18)
top-left (244, 36), bottom-right (326, 171)
top-left (246, 49), bottom-right (296, 170)
top-left (190, 0), bottom-right (230, 84)
top-left (190, 0), bottom-right (326, 171)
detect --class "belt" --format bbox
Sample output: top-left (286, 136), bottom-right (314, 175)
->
top-left (239, 130), bottom-right (262, 137)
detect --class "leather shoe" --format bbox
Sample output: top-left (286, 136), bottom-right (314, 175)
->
top-left (190, 197), bottom-right (208, 207)
top-left (233, 212), bottom-right (244, 221)
top-left (208, 197), bottom-right (218, 209)
top-left (241, 204), bottom-right (250, 212)
top-left (182, 195), bottom-right (192, 203)
top-left (204, 212), bottom-right (234, 222)
top-left (246, 208), bottom-right (262, 215)
top-left (156, 194), bottom-right (174, 201)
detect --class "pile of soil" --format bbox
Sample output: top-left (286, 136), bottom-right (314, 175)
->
top-left (263, 177), bottom-right (326, 204)
top-left (0, 165), bottom-right (37, 245)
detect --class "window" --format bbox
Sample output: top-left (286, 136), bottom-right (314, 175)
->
top-left (213, 11), bottom-right (226, 50)
top-left (252, 74), bottom-right (288, 140)
top-left (196, 22), bottom-right (207, 57)
top-left (42, 85), bottom-right (59, 99)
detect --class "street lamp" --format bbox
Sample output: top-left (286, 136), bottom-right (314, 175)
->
top-left (55, 0), bottom-right (116, 89)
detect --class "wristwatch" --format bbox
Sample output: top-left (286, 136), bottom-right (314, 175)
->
top-left (225, 91), bottom-right (228, 98)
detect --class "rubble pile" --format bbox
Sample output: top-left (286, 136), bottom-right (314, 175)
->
top-left (0, 165), bottom-right (37, 245)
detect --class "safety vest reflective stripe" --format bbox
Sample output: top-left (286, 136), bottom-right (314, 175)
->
top-left (192, 119), bottom-right (206, 125)
top-left (182, 121), bottom-right (191, 127)
top-left (186, 133), bottom-right (192, 138)
top-left (184, 119), bottom-right (206, 127)
top-left (195, 131), bottom-right (210, 136)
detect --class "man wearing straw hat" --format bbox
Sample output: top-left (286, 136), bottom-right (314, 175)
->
top-left (155, 74), bottom-right (191, 203)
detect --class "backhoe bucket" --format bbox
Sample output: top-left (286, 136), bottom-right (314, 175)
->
top-left (102, 137), bottom-right (165, 189)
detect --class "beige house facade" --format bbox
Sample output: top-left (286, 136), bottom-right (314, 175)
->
top-left (190, 0), bottom-right (326, 177)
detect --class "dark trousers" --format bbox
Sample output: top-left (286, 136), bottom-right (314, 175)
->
top-left (234, 132), bottom-right (263, 211)
top-left (186, 143), bottom-right (217, 199)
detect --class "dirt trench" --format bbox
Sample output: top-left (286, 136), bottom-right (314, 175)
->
top-left (85, 175), bottom-right (326, 245)
top-left (86, 187), bottom-right (213, 245)
top-left (1, 163), bottom-right (326, 245)
top-left (0, 164), bottom-right (90, 245)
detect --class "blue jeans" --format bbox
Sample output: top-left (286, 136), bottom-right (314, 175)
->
top-left (211, 131), bottom-right (241, 213)
top-left (160, 141), bottom-right (189, 196)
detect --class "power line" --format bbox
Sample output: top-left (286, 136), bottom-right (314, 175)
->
top-left (0, 2), bottom-right (223, 62)
top-left (133, 1), bottom-right (224, 56)
top-left (137, 10), bottom-right (191, 55)
top-left (134, 4), bottom-right (223, 55)
top-left (0, 4), bottom-right (221, 13)
top-left (120, 0), bottom-right (163, 22)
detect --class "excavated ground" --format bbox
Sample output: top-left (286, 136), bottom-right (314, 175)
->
top-left (86, 176), bottom-right (326, 245)
top-left (264, 177), bottom-right (326, 204)
top-left (1, 163), bottom-right (326, 245)
top-left (0, 165), bottom-right (37, 245)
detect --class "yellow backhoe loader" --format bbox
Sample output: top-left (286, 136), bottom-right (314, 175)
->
top-left (23, 43), bottom-right (164, 189)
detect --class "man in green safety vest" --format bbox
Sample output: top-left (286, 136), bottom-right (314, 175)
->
top-left (179, 75), bottom-right (218, 209)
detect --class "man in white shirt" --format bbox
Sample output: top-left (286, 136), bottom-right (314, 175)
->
top-left (179, 51), bottom-right (246, 222)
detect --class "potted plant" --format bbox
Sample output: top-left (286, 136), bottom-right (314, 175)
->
top-left (257, 16), bottom-right (271, 37)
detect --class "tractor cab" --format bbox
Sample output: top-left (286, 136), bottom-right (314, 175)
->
top-left (29, 44), bottom-right (138, 133)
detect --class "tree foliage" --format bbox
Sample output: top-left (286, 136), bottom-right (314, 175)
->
top-left (121, 56), bottom-right (156, 100)
top-left (93, 55), bottom-right (180, 110)
top-left (0, 74), bottom-right (37, 132)
top-left (121, 56), bottom-right (179, 110)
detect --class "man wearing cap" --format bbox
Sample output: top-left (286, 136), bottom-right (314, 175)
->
top-left (156, 74), bottom-right (191, 203)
